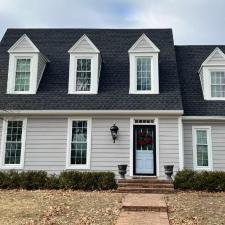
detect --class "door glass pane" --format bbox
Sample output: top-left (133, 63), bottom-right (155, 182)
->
top-left (135, 127), bottom-right (154, 151)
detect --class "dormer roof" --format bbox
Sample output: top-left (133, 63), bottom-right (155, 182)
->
top-left (128, 33), bottom-right (160, 53)
top-left (68, 34), bottom-right (100, 53)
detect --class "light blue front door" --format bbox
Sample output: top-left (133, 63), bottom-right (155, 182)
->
top-left (134, 125), bottom-right (156, 175)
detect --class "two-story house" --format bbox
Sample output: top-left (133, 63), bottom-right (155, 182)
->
top-left (0, 29), bottom-right (224, 179)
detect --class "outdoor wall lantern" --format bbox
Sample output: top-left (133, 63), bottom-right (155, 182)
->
top-left (110, 123), bottom-right (119, 143)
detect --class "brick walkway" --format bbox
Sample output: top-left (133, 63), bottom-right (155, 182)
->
top-left (116, 194), bottom-right (170, 225)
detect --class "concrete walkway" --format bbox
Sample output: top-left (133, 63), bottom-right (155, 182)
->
top-left (116, 194), bottom-right (170, 225)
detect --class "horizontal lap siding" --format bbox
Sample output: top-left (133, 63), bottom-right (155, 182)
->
top-left (24, 118), bottom-right (68, 173)
top-left (91, 118), bottom-right (130, 175)
top-left (159, 118), bottom-right (179, 178)
top-left (183, 122), bottom-right (225, 171)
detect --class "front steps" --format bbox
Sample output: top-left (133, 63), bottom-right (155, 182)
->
top-left (117, 177), bottom-right (174, 194)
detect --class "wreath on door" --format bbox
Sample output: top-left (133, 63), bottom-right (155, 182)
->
top-left (137, 130), bottom-right (152, 146)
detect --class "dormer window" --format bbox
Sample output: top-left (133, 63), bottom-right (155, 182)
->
top-left (211, 71), bottom-right (225, 97)
top-left (68, 35), bottom-right (101, 94)
top-left (128, 34), bottom-right (160, 94)
top-left (137, 57), bottom-right (152, 91)
top-left (7, 34), bottom-right (49, 94)
top-left (199, 47), bottom-right (225, 100)
top-left (15, 58), bottom-right (31, 92)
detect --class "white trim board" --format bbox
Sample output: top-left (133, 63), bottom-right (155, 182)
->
top-left (0, 110), bottom-right (184, 116)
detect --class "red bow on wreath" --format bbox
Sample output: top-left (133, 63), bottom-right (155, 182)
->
top-left (137, 131), bottom-right (152, 146)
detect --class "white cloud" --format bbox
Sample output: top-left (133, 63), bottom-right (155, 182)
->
top-left (0, 0), bottom-right (225, 44)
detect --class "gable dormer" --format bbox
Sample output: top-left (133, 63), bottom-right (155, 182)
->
top-left (7, 34), bottom-right (49, 94)
top-left (199, 47), bottom-right (225, 100)
top-left (68, 34), bottom-right (101, 94)
top-left (128, 34), bottom-right (160, 94)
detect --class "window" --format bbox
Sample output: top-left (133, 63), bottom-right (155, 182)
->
top-left (68, 34), bottom-right (101, 94)
top-left (7, 34), bottom-right (49, 94)
top-left (0, 118), bottom-right (27, 169)
top-left (67, 118), bottom-right (91, 169)
top-left (192, 126), bottom-right (212, 170)
top-left (15, 59), bottom-right (31, 91)
top-left (76, 59), bottom-right (91, 91)
top-left (137, 57), bottom-right (151, 91)
top-left (211, 71), bottom-right (225, 97)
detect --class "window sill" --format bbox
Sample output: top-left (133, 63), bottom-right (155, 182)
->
top-left (66, 165), bottom-right (90, 170)
top-left (194, 167), bottom-right (213, 171)
top-left (0, 164), bottom-right (24, 170)
top-left (129, 91), bottom-right (159, 95)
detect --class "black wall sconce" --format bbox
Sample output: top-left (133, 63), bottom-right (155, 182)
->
top-left (110, 123), bottom-right (119, 143)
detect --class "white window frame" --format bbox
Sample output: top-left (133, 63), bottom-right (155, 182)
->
top-left (68, 54), bottom-right (99, 94)
top-left (0, 117), bottom-right (27, 169)
top-left (7, 53), bottom-right (39, 94)
top-left (201, 67), bottom-right (225, 100)
top-left (129, 52), bottom-right (159, 94)
top-left (192, 126), bottom-right (213, 171)
top-left (66, 117), bottom-right (92, 169)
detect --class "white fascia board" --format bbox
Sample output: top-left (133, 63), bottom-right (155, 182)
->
top-left (183, 116), bottom-right (225, 121)
top-left (0, 110), bottom-right (184, 116)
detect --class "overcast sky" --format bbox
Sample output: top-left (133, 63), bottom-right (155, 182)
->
top-left (0, 0), bottom-right (225, 45)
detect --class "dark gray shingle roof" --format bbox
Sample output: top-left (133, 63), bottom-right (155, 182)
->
top-left (176, 45), bottom-right (225, 116)
top-left (0, 29), bottom-right (182, 111)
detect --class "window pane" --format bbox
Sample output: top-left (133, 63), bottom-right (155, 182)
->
top-left (15, 59), bottom-right (31, 91)
top-left (71, 120), bottom-right (88, 165)
top-left (196, 130), bottom-right (207, 145)
top-left (136, 57), bottom-right (151, 91)
top-left (197, 145), bottom-right (208, 167)
top-left (76, 59), bottom-right (91, 91)
top-left (211, 71), bottom-right (225, 97)
top-left (4, 121), bottom-right (23, 165)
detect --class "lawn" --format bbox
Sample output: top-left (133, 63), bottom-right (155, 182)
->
top-left (0, 190), bottom-right (123, 225)
top-left (166, 191), bottom-right (225, 225)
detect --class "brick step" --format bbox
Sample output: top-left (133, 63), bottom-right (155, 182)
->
top-left (118, 183), bottom-right (173, 188)
top-left (118, 179), bottom-right (172, 184)
top-left (122, 205), bottom-right (167, 212)
top-left (117, 187), bottom-right (174, 194)
top-left (131, 176), bottom-right (158, 180)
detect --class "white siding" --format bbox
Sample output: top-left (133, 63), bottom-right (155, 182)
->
top-left (207, 51), bottom-right (225, 65)
top-left (12, 37), bottom-right (36, 52)
top-left (133, 38), bottom-right (155, 52)
top-left (159, 118), bottom-right (179, 178)
top-left (184, 121), bottom-right (225, 171)
top-left (73, 38), bottom-right (95, 52)
top-left (0, 116), bottom-right (181, 179)
top-left (24, 118), bottom-right (68, 173)
top-left (37, 54), bottom-right (46, 86)
top-left (91, 118), bottom-right (130, 175)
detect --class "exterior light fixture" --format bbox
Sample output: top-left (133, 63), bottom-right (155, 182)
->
top-left (110, 123), bottom-right (119, 143)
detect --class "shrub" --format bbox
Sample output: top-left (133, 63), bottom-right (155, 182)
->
top-left (59, 171), bottom-right (117, 190)
top-left (174, 169), bottom-right (225, 191)
top-left (0, 170), bottom-right (117, 190)
top-left (20, 171), bottom-right (48, 190)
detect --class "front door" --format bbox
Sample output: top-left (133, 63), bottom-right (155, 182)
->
top-left (133, 125), bottom-right (156, 175)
